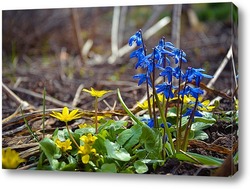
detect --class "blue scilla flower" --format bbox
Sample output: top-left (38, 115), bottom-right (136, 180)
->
top-left (154, 39), bottom-right (172, 64)
top-left (165, 44), bottom-right (187, 64)
top-left (156, 82), bottom-right (175, 98)
top-left (182, 108), bottom-right (203, 118)
top-left (142, 118), bottom-right (155, 128)
top-left (142, 118), bottom-right (171, 129)
top-left (133, 73), bottom-right (152, 87)
top-left (172, 66), bottom-right (184, 80)
top-left (159, 66), bottom-right (174, 83)
top-left (128, 30), bottom-right (143, 46)
top-left (179, 85), bottom-right (204, 99)
top-left (184, 67), bottom-right (213, 86)
top-left (130, 47), bottom-right (145, 67)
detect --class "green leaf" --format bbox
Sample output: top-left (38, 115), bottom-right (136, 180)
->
top-left (140, 126), bottom-right (162, 159)
top-left (175, 152), bottom-right (223, 166)
top-left (39, 138), bottom-right (61, 158)
top-left (104, 139), bottom-right (131, 161)
top-left (74, 127), bottom-right (95, 136)
top-left (134, 160), bottom-right (148, 173)
top-left (57, 129), bottom-right (66, 141)
top-left (117, 124), bottom-right (142, 151)
top-left (191, 121), bottom-right (212, 131)
top-left (117, 129), bottom-right (133, 146)
top-left (194, 130), bottom-right (209, 140)
top-left (135, 149), bottom-right (147, 159)
top-left (194, 112), bottom-right (216, 124)
top-left (101, 163), bottom-right (117, 173)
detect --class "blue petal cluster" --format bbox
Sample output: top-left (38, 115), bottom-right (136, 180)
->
top-left (128, 29), bottom-right (214, 124)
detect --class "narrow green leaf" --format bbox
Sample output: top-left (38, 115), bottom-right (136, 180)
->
top-left (176, 152), bottom-right (223, 166)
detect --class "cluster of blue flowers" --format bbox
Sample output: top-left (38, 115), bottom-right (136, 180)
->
top-left (128, 29), bottom-right (213, 128)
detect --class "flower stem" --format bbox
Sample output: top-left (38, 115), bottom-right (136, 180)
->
top-left (153, 87), bottom-right (175, 155)
top-left (95, 97), bottom-right (98, 134)
top-left (182, 97), bottom-right (199, 151)
top-left (152, 48), bottom-right (157, 128)
top-left (65, 122), bottom-right (80, 149)
top-left (176, 51), bottom-right (183, 152)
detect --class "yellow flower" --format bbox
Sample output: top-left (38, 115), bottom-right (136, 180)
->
top-left (81, 154), bottom-right (90, 164)
top-left (185, 96), bottom-right (215, 111)
top-left (137, 94), bottom-right (164, 110)
top-left (2, 148), bottom-right (26, 169)
top-left (55, 138), bottom-right (72, 152)
top-left (50, 107), bottom-right (82, 123)
top-left (78, 145), bottom-right (91, 155)
top-left (80, 133), bottom-right (98, 145)
top-left (137, 99), bottom-right (153, 110)
top-left (78, 123), bottom-right (88, 129)
top-left (82, 87), bottom-right (112, 98)
top-left (78, 144), bottom-right (97, 164)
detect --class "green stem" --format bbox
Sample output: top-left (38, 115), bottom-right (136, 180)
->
top-left (153, 88), bottom-right (175, 155)
top-left (65, 122), bottom-right (80, 149)
top-left (152, 49), bottom-right (157, 128)
top-left (95, 97), bottom-right (98, 134)
top-left (42, 87), bottom-right (46, 139)
top-left (22, 109), bottom-right (39, 143)
top-left (117, 89), bottom-right (147, 127)
top-left (146, 79), bottom-right (153, 119)
top-left (176, 53), bottom-right (183, 152)
top-left (182, 97), bottom-right (199, 151)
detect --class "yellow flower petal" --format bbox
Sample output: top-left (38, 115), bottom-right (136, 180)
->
top-left (81, 154), bottom-right (90, 164)
top-left (50, 107), bottom-right (81, 123)
top-left (55, 139), bottom-right (72, 152)
top-left (2, 148), bottom-right (26, 169)
top-left (83, 87), bottom-right (112, 98)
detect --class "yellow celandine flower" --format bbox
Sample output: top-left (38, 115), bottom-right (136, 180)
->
top-left (137, 99), bottom-right (153, 110)
top-left (2, 148), bottom-right (26, 169)
top-left (55, 138), bottom-right (72, 152)
top-left (78, 123), bottom-right (88, 129)
top-left (78, 144), bottom-right (97, 164)
top-left (137, 94), bottom-right (164, 110)
top-left (90, 115), bottom-right (112, 123)
top-left (50, 107), bottom-right (82, 123)
top-left (82, 87), bottom-right (112, 98)
top-left (80, 133), bottom-right (98, 145)
top-left (186, 96), bottom-right (215, 111)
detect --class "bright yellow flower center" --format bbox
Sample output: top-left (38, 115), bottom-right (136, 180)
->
top-left (2, 148), bottom-right (26, 169)
top-left (82, 87), bottom-right (112, 98)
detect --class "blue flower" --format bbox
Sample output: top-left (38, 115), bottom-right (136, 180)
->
top-left (184, 67), bottom-right (213, 86)
top-left (133, 73), bottom-right (152, 87)
top-left (128, 30), bottom-right (143, 46)
top-left (142, 118), bottom-right (171, 129)
top-left (156, 82), bottom-right (175, 98)
top-left (179, 85), bottom-right (204, 99)
top-left (143, 118), bottom-right (155, 128)
top-left (154, 39), bottom-right (172, 63)
top-left (165, 44), bottom-right (187, 64)
top-left (159, 66), bottom-right (174, 83)
top-left (182, 108), bottom-right (203, 118)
